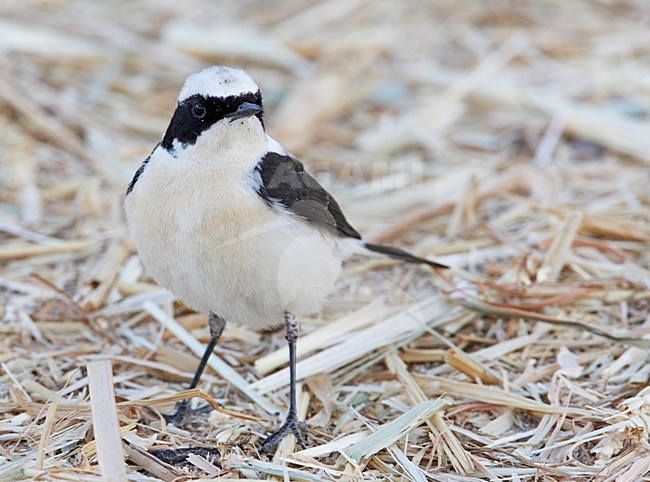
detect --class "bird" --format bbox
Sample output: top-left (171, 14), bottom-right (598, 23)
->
top-left (124, 65), bottom-right (447, 452)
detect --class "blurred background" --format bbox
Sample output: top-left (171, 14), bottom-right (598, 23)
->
top-left (2, 1), bottom-right (650, 480)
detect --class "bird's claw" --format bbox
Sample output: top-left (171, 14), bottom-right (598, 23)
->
top-left (260, 413), bottom-right (308, 453)
top-left (163, 399), bottom-right (212, 426)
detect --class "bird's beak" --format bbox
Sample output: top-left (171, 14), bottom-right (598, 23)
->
top-left (226, 102), bottom-right (263, 122)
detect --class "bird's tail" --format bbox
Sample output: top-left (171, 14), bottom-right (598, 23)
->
top-left (363, 242), bottom-right (448, 269)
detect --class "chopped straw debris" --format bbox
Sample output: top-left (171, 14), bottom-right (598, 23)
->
top-left (1, 1), bottom-right (650, 480)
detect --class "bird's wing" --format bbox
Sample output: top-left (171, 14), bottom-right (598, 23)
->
top-left (126, 143), bottom-right (159, 196)
top-left (255, 151), bottom-right (448, 269)
top-left (254, 152), bottom-right (361, 239)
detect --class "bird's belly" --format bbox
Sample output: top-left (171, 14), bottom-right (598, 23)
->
top-left (126, 186), bottom-right (341, 329)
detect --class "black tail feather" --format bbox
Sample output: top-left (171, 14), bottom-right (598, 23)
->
top-left (363, 243), bottom-right (448, 269)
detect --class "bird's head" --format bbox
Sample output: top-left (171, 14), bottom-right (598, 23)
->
top-left (160, 66), bottom-right (265, 159)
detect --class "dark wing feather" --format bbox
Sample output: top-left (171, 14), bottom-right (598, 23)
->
top-left (126, 143), bottom-right (159, 196)
top-left (255, 152), bottom-right (361, 239)
top-left (255, 151), bottom-right (448, 269)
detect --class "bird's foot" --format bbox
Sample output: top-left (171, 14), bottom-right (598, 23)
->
top-left (260, 412), bottom-right (308, 453)
top-left (163, 399), bottom-right (212, 426)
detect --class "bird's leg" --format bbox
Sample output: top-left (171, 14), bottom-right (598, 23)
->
top-left (164, 312), bottom-right (226, 425)
top-left (261, 312), bottom-right (308, 453)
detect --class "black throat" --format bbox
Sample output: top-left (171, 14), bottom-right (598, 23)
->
top-left (161, 90), bottom-right (264, 153)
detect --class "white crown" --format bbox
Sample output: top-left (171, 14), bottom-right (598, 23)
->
top-left (178, 66), bottom-right (259, 102)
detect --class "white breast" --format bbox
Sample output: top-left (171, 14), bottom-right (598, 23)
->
top-left (124, 137), bottom-right (341, 329)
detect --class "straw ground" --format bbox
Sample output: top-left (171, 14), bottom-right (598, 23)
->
top-left (1, 1), bottom-right (649, 480)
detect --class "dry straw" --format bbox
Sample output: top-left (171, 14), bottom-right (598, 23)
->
top-left (1, 1), bottom-right (650, 480)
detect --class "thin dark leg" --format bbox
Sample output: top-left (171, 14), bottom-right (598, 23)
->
top-left (187, 333), bottom-right (220, 390)
top-left (260, 312), bottom-right (307, 452)
top-left (164, 312), bottom-right (226, 425)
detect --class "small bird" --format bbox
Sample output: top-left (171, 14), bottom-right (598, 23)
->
top-left (124, 66), bottom-right (447, 452)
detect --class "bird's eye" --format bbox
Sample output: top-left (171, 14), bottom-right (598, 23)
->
top-left (191, 102), bottom-right (206, 119)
